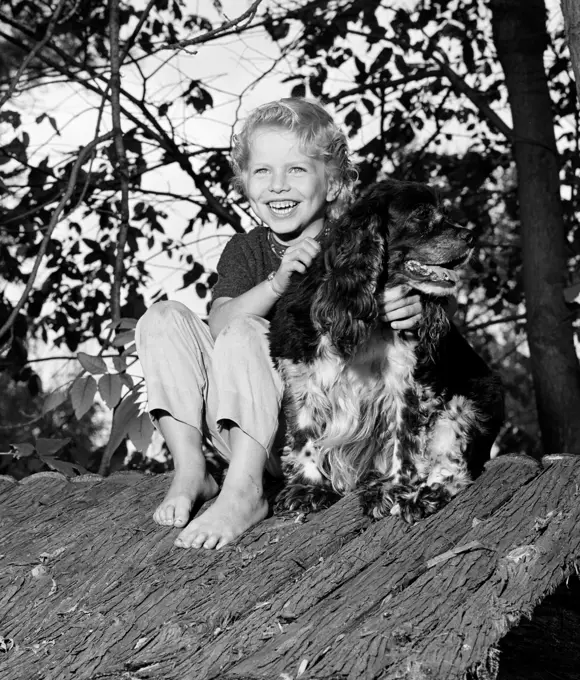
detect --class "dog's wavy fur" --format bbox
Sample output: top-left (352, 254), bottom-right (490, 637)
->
top-left (269, 179), bottom-right (504, 522)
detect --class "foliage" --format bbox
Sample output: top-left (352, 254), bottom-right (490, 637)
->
top-left (0, 0), bottom-right (579, 472)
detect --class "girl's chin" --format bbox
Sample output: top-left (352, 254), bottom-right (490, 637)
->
top-left (270, 225), bottom-right (305, 243)
top-left (268, 221), bottom-right (325, 244)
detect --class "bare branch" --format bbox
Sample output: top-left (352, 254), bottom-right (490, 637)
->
top-left (465, 313), bottom-right (527, 332)
top-left (325, 69), bottom-right (442, 105)
top-left (167, 0), bottom-right (263, 51)
top-left (0, 17), bottom-right (244, 233)
top-left (0, 0), bottom-right (70, 110)
top-left (432, 50), bottom-right (514, 141)
top-left (109, 0), bottom-right (131, 324)
top-left (0, 11), bottom-right (246, 238)
top-left (0, 133), bottom-right (114, 341)
top-left (562, 0), bottom-right (580, 108)
top-left (120, 0), bottom-right (157, 64)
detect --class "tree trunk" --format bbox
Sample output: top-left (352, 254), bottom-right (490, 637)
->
top-left (490, 0), bottom-right (580, 454)
top-left (562, 0), bottom-right (580, 106)
top-left (2, 455), bottom-right (580, 679)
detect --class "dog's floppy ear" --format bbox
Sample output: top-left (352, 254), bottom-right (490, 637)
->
top-left (311, 204), bottom-right (387, 358)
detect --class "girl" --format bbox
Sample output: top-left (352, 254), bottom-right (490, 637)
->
top-left (135, 98), bottom-right (423, 550)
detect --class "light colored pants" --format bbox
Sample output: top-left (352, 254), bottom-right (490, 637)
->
top-left (135, 301), bottom-right (284, 476)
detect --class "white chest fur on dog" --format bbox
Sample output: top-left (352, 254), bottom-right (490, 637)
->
top-left (278, 328), bottom-right (419, 493)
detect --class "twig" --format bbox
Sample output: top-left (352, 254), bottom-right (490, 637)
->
top-left (167, 0), bottom-right (263, 51)
top-left (0, 0), bottom-right (69, 111)
top-left (326, 69), bottom-right (441, 105)
top-left (120, 0), bottom-right (157, 64)
top-left (109, 0), bottom-right (131, 324)
top-left (0, 13), bottom-right (244, 232)
top-left (0, 133), bottom-right (114, 341)
top-left (465, 313), bottom-right (527, 332)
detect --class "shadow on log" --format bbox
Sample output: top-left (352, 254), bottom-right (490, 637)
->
top-left (1, 453), bottom-right (580, 679)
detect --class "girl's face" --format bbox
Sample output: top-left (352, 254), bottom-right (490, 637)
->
top-left (244, 126), bottom-right (338, 243)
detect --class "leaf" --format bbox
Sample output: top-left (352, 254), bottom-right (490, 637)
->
top-left (118, 317), bottom-right (138, 330)
top-left (35, 112), bottom-right (60, 135)
top-left (42, 384), bottom-right (70, 414)
top-left (127, 412), bottom-right (154, 452)
top-left (10, 442), bottom-right (36, 458)
top-left (105, 390), bottom-right (141, 458)
top-left (120, 373), bottom-right (134, 390)
top-left (35, 438), bottom-right (71, 458)
top-left (181, 261), bottom-right (205, 289)
top-left (98, 373), bottom-right (123, 409)
top-left (122, 343), bottom-right (136, 358)
top-left (112, 355), bottom-right (127, 372)
top-left (112, 330), bottom-right (135, 347)
top-left (77, 351), bottom-right (108, 375)
top-left (42, 457), bottom-right (88, 477)
top-left (70, 374), bottom-right (98, 419)
top-left (1, 110), bottom-right (21, 129)
top-left (564, 282), bottom-right (580, 304)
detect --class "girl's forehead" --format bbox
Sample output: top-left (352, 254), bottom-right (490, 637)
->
top-left (248, 126), bottom-right (315, 161)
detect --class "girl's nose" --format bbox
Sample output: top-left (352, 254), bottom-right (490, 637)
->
top-left (269, 171), bottom-right (289, 193)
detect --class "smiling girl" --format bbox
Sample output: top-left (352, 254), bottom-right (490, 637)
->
top-left (135, 99), bottom-right (423, 550)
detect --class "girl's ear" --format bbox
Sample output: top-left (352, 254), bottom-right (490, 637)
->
top-left (326, 175), bottom-right (341, 203)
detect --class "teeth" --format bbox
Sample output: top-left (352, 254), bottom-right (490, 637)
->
top-left (269, 201), bottom-right (298, 214)
top-left (405, 260), bottom-right (455, 283)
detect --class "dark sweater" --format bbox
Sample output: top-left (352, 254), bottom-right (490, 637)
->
top-left (212, 226), bottom-right (281, 302)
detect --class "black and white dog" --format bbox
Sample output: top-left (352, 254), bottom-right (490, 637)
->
top-left (269, 179), bottom-right (504, 523)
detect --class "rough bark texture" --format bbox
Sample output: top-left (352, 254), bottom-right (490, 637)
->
top-left (1, 454), bottom-right (580, 679)
top-left (562, 0), bottom-right (580, 107)
top-left (489, 0), bottom-right (580, 454)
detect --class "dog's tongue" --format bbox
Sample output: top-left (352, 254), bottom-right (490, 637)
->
top-left (428, 265), bottom-right (459, 283)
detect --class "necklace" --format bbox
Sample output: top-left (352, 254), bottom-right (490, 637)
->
top-left (267, 222), bottom-right (332, 259)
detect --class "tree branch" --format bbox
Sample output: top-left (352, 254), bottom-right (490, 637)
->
top-left (167, 0), bottom-right (263, 51)
top-left (0, 0), bottom-right (69, 111)
top-left (465, 313), bottom-right (527, 332)
top-left (562, 0), bottom-right (580, 108)
top-left (431, 49), bottom-right (514, 140)
top-left (0, 133), bottom-right (114, 341)
top-left (0, 17), bottom-right (244, 233)
top-left (326, 69), bottom-right (442, 105)
top-left (109, 0), bottom-right (131, 324)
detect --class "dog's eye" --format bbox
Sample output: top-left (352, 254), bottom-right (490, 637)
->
top-left (414, 205), bottom-right (433, 220)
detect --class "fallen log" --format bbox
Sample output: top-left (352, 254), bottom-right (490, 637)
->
top-left (1, 453), bottom-right (579, 679)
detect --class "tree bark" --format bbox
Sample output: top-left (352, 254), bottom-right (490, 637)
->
top-left (562, 0), bottom-right (580, 107)
top-left (490, 0), bottom-right (580, 454)
top-left (2, 455), bottom-right (580, 679)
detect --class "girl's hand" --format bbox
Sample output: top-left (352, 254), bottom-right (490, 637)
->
top-left (380, 285), bottom-right (422, 330)
top-left (270, 237), bottom-right (321, 295)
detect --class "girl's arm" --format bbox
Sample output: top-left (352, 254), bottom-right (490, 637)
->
top-left (209, 237), bottom-right (321, 339)
top-left (209, 282), bottom-right (279, 339)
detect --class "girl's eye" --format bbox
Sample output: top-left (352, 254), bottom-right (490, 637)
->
top-left (290, 166), bottom-right (307, 173)
top-left (253, 167), bottom-right (268, 175)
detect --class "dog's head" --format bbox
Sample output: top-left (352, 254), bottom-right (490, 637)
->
top-left (383, 181), bottom-right (473, 297)
top-left (312, 179), bottom-right (473, 358)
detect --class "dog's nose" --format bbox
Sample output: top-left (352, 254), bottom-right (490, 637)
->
top-left (447, 219), bottom-right (474, 246)
top-left (460, 229), bottom-right (474, 246)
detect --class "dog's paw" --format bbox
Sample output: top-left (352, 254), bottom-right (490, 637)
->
top-left (396, 484), bottom-right (452, 524)
top-left (359, 477), bottom-right (401, 519)
top-left (275, 482), bottom-right (341, 514)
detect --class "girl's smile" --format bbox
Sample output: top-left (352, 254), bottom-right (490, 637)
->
top-left (244, 127), bottom-right (338, 244)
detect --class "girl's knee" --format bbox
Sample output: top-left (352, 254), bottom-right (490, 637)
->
top-left (217, 314), bottom-right (269, 348)
top-left (137, 300), bottom-right (198, 334)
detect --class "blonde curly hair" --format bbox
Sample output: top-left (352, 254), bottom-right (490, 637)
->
top-left (230, 98), bottom-right (357, 220)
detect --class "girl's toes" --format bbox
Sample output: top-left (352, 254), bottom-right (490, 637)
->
top-left (202, 534), bottom-right (220, 550)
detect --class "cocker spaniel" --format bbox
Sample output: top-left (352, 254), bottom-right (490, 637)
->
top-left (269, 179), bottom-right (504, 523)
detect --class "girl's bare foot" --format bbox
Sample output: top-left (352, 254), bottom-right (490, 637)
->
top-left (174, 481), bottom-right (268, 550)
top-left (153, 468), bottom-right (219, 527)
